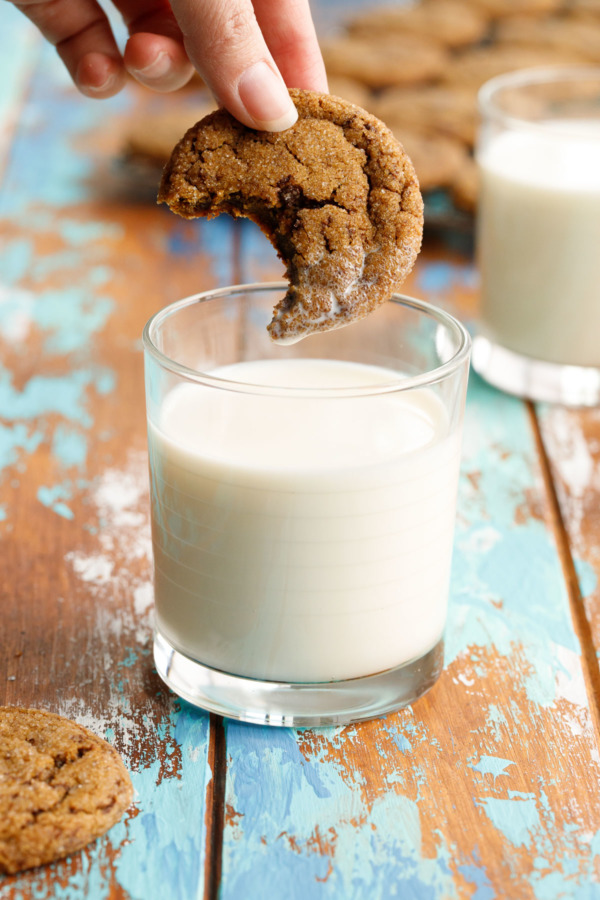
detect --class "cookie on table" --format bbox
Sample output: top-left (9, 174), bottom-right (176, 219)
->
top-left (320, 35), bottom-right (449, 89)
top-left (0, 707), bottom-right (133, 875)
top-left (326, 76), bottom-right (374, 112)
top-left (124, 101), bottom-right (216, 168)
top-left (347, 0), bottom-right (491, 49)
top-left (494, 15), bottom-right (600, 62)
top-left (565, 0), bottom-right (600, 23)
top-left (450, 155), bottom-right (480, 213)
top-left (467, 0), bottom-right (564, 18)
top-left (443, 44), bottom-right (583, 90)
top-left (372, 84), bottom-right (479, 148)
top-left (158, 89), bottom-right (423, 344)
top-left (385, 125), bottom-right (469, 192)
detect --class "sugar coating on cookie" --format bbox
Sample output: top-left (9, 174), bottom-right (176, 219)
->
top-left (0, 707), bottom-right (133, 875)
top-left (158, 89), bottom-right (423, 344)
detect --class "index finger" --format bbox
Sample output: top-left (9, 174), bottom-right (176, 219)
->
top-left (253, 0), bottom-right (328, 93)
top-left (169, 0), bottom-right (299, 131)
top-left (11, 0), bottom-right (126, 96)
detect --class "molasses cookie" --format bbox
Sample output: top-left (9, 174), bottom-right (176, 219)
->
top-left (495, 15), bottom-right (600, 62)
top-left (468, 0), bottom-right (564, 18)
top-left (444, 44), bottom-right (582, 89)
top-left (0, 707), bottom-right (133, 875)
top-left (124, 102), bottom-right (216, 168)
top-left (326, 76), bottom-right (374, 112)
top-left (320, 35), bottom-right (448, 89)
top-left (384, 125), bottom-right (468, 191)
top-left (347, 0), bottom-right (490, 49)
top-left (451, 154), bottom-right (479, 213)
top-left (158, 89), bottom-right (423, 343)
top-left (373, 84), bottom-right (478, 147)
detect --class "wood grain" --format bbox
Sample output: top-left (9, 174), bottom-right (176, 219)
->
top-left (536, 405), bottom-right (600, 667)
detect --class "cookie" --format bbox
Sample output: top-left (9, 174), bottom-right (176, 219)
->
top-left (495, 15), bottom-right (600, 62)
top-left (451, 154), bottom-right (479, 213)
top-left (468, 0), bottom-right (564, 18)
top-left (384, 124), bottom-right (468, 191)
top-left (158, 89), bottom-right (423, 343)
top-left (0, 707), bottom-right (133, 875)
top-left (326, 76), bottom-right (374, 112)
top-left (443, 44), bottom-right (583, 90)
top-left (124, 102), bottom-right (216, 168)
top-left (565, 0), bottom-right (600, 22)
top-left (347, 0), bottom-right (491, 49)
top-left (372, 84), bottom-right (479, 147)
top-left (320, 35), bottom-right (449, 88)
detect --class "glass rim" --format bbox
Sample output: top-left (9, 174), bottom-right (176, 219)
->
top-left (478, 65), bottom-right (600, 135)
top-left (142, 281), bottom-right (471, 397)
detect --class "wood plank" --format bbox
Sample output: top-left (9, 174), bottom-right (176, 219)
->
top-left (536, 404), bottom-right (600, 679)
top-left (215, 226), bottom-right (600, 898)
top-left (0, 43), bottom-right (230, 899)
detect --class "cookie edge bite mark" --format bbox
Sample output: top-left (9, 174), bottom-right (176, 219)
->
top-left (269, 89), bottom-right (423, 342)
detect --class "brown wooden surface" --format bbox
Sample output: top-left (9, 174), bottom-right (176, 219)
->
top-left (1, 8), bottom-right (600, 900)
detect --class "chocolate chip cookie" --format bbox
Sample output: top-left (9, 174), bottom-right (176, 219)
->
top-left (158, 89), bottom-right (423, 344)
top-left (0, 707), bottom-right (133, 875)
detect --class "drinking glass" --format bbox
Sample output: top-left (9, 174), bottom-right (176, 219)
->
top-left (473, 66), bottom-right (600, 406)
top-left (143, 283), bottom-right (470, 726)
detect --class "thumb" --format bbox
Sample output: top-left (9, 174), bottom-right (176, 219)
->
top-left (171, 0), bottom-right (298, 131)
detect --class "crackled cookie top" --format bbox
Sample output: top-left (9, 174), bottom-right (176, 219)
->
top-left (158, 89), bottom-right (423, 343)
top-left (0, 707), bottom-right (133, 875)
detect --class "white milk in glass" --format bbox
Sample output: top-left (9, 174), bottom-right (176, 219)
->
top-left (148, 358), bottom-right (461, 683)
top-left (477, 122), bottom-right (600, 366)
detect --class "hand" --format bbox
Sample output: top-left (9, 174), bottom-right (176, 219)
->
top-left (11, 0), bottom-right (328, 130)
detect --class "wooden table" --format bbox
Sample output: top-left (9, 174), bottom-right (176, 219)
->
top-left (2, 7), bottom-right (600, 899)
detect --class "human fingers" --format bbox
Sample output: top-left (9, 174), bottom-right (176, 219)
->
top-left (169, 0), bottom-right (298, 131)
top-left (116, 0), bottom-right (195, 92)
top-left (252, 0), bottom-right (328, 93)
top-left (10, 0), bottom-right (126, 97)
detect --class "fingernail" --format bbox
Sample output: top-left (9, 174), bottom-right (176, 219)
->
top-left (80, 71), bottom-right (121, 97)
top-left (130, 51), bottom-right (171, 81)
top-left (84, 72), bottom-right (118, 94)
top-left (238, 61), bottom-right (297, 131)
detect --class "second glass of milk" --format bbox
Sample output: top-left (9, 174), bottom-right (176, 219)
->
top-left (143, 284), bottom-right (470, 726)
top-left (473, 66), bottom-right (600, 406)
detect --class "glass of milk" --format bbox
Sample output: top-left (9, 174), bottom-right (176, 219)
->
top-left (143, 284), bottom-right (470, 725)
top-left (473, 66), bottom-right (600, 406)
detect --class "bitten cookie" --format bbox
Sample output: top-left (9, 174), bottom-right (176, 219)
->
top-left (158, 89), bottom-right (423, 343)
top-left (0, 707), bottom-right (133, 875)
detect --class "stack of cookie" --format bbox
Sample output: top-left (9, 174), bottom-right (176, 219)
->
top-left (122, 0), bottom-right (599, 216)
top-left (322, 0), bottom-right (600, 212)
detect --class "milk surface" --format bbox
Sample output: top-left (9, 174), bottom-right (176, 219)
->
top-left (477, 122), bottom-right (600, 366)
top-left (149, 358), bottom-right (460, 683)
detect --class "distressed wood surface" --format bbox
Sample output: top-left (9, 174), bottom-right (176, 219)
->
top-left (1, 4), bottom-right (600, 899)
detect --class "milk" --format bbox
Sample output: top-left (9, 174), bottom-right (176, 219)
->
top-left (148, 358), bottom-right (461, 683)
top-left (477, 122), bottom-right (600, 366)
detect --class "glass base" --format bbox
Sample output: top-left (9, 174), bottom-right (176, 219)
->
top-left (153, 631), bottom-right (444, 727)
top-left (472, 334), bottom-right (600, 406)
